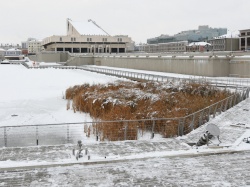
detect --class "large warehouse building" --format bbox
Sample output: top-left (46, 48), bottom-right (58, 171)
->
top-left (42, 19), bottom-right (134, 53)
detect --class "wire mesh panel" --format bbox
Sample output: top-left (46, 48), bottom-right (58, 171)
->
top-left (0, 128), bottom-right (4, 147)
top-left (38, 125), bottom-right (68, 146)
top-left (5, 126), bottom-right (37, 147)
top-left (68, 124), bottom-right (85, 144)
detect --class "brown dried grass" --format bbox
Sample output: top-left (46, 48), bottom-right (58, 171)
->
top-left (65, 81), bottom-right (232, 140)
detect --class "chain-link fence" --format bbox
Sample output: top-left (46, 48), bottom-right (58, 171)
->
top-left (1, 88), bottom-right (249, 148)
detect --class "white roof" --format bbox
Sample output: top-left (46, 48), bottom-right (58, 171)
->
top-left (7, 48), bottom-right (21, 51)
top-left (0, 48), bottom-right (5, 51)
top-left (188, 42), bottom-right (211, 46)
top-left (213, 31), bottom-right (240, 39)
top-left (70, 20), bottom-right (108, 36)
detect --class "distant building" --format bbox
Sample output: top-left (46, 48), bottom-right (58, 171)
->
top-left (27, 39), bottom-right (43, 54)
top-left (186, 42), bottom-right (212, 52)
top-left (208, 32), bottom-right (239, 51)
top-left (0, 48), bottom-right (5, 60)
top-left (0, 43), bottom-right (21, 50)
top-left (22, 38), bottom-right (43, 54)
top-left (140, 41), bottom-right (188, 53)
top-left (4, 48), bottom-right (24, 60)
top-left (42, 19), bottom-right (134, 53)
top-left (147, 25), bottom-right (227, 44)
top-left (22, 38), bottom-right (35, 49)
top-left (239, 29), bottom-right (250, 51)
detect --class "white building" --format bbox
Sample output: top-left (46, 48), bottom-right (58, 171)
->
top-left (186, 42), bottom-right (212, 52)
top-left (42, 19), bottom-right (134, 53)
top-left (4, 48), bottom-right (24, 60)
top-left (27, 39), bottom-right (43, 54)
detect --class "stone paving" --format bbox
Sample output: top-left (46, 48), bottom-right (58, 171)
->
top-left (0, 139), bottom-right (189, 164)
top-left (0, 98), bottom-right (250, 186)
top-left (1, 151), bottom-right (250, 186)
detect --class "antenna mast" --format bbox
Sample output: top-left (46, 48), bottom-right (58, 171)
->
top-left (88, 19), bottom-right (110, 36)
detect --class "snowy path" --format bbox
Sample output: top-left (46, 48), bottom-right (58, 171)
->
top-left (1, 151), bottom-right (250, 186)
top-left (1, 64), bottom-right (250, 186)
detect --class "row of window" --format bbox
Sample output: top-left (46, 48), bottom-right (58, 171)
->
top-left (59, 37), bottom-right (122, 42)
top-left (211, 40), bottom-right (225, 44)
top-left (241, 32), bottom-right (250, 36)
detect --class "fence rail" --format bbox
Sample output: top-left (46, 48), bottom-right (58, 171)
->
top-left (1, 88), bottom-right (249, 148)
top-left (23, 62), bottom-right (250, 88)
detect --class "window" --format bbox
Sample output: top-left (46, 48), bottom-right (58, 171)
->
top-left (60, 37), bottom-right (62, 42)
top-left (87, 38), bottom-right (92, 42)
top-left (117, 38), bottom-right (122, 42)
top-left (103, 38), bottom-right (107, 42)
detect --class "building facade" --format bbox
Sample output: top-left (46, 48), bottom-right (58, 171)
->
top-left (147, 25), bottom-right (227, 44)
top-left (28, 39), bottom-right (43, 54)
top-left (4, 48), bottom-right (24, 60)
top-left (0, 48), bottom-right (5, 60)
top-left (141, 41), bottom-right (188, 53)
top-left (239, 29), bottom-right (250, 51)
top-left (208, 32), bottom-right (239, 51)
top-left (42, 19), bottom-right (134, 53)
top-left (186, 42), bottom-right (212, 52)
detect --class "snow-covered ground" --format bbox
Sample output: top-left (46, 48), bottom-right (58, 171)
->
top-left (1, 63), bottom-right (250, 186)
top-left (0, 64), bottom-right (126, 126)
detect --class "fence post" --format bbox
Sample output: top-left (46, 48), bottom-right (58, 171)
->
top-left (178, 118), bottom-right (184, 136)
top-left (224, 98), bottom-right (229, 112)
top-left (96, 123), bottom-right (99, 141)
top-left (199, 110), bottom-right (204, 126)
top-left (213, 103), bottom-right (218, 118)
top-left (207, 107), bottom-right (211, 122)
top-left (190, 114), bottom-right (195, 131)
top-left (229, 96), bottom-right (233, 109)
top-left (233, 94), bottom-right (237, 106)
top-left (151, 120), bottom-right (155, 139)
top-left (4, 127), bottom-right (7, 147)
top-left (246, 88), bottom-right (250, 98)
top-left (36, 126), bottom-right (39, 146)
top-left (124, 122), bottom-right (128, 141)
top-left (219, 101), bottom-right (223, 114)
top-left (67, 124), bottom-right (70, 144)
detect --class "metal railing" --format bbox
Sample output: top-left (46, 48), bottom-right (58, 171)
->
top-left (77, 66), bottom-right (250, 88)
top-left (22, 61), bottom-right (250, 88)
top-left (1, 88), bottom-right (249, 148)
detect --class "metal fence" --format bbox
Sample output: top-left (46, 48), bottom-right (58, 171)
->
top-left (23, 62), bottom-right (250, 88)
top-left (78, 66), bottom-right (250, 88)
top-left (1, 88), bottom-right (249, 148)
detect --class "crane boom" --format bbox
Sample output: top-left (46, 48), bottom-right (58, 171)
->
top-left (88, 19), bottom-right (110, 36)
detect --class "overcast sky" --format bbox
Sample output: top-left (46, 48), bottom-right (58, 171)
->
top-left (0, 0), bottom-right (249, 44)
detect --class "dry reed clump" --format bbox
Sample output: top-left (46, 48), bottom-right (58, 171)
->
top-left (65, 81), bottom-right (232, 140)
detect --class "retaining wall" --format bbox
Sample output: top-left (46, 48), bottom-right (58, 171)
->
top-left (28, 52), bottom-right (250, 77)
top-left (28, 52), bottom-right (69, 62)
top-left (94, 56), bottom-right (230, 77)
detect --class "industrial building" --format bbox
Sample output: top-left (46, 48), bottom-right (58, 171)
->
top-left (239, 29), bottom-right (250, 51)
top-left (42, 19), bottom-right (134, 53)
top-left (208, 35), bottom-right (239, 52)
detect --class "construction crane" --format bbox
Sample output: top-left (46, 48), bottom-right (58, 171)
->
top-left (88, 19), bottom-right (110, 36)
